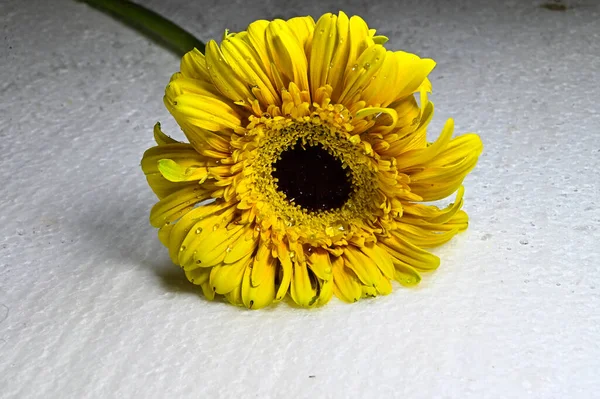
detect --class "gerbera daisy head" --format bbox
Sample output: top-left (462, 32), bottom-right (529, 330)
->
top-left (141, 12), bottom-right (483, 309)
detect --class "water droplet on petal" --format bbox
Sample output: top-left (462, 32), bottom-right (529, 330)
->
top-left (195, 228), bottom-right (202, 234)
top-left (180, 245), bottom-right (186, 252)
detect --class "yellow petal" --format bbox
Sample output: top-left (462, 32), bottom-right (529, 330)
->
top-left (180, 47), bottom-right (211, 81)
top-left (157, 159), bottom-right (208, 183)
top-left (157, 222), bottom-right (173, 248)
top-left (145, 175), bottom-right (193, 200)
top-left (246, 20), bottom-right (273, 78)
top-left (395, 224), bottom-right (461, 248)
top-left (375, 275), bottom-right (393, 295)
top-left (410, 145), bottom-right (482, 183)
top-left (149, 185), bottom-right (212, 228)
top-left (250, 241), bottom-right (276, 286)
top-left (316, 278), bottom-right (334, 306)
top-left (167, 201), bottom-right (232, 264)
top-left (220, 35), bottom-right (280, 106)
top-left (224, 284), bottom-right (244, 306)
top-left (338, 45), bottom-right (387, 106)
top-left (359, 243), bottom-right (395, 280)
top-left (325, 12), bottom-right (351, 97)
top-left (275, 242), bottom-right (293, 301)
top-left (389, 51), bottom-right (436, 101)
top-left (402, 210), bottom-right (469, 232)
top-left (266, 20), bottom-right (309, 93)
top-left (306, 248), bottom-right (333, 281)
top-left (309, 13), bottom-right (338, 98)
top-left (178, 205), bottom-right (237, 268)
top-left (185, 267), bottom-right (211, 286)
top-left (286, 16), bottom-right (316, 55)
top-left (169, 92), bottom-right (243, 131)
top-left (153, 122), bottom-right (178, 145)
top-left (223, 227), bottom-right (259, 264)
top-left (394, 262), bottom-right (422, 287)
top-left (199, 280), bottom-right (216, 300)
top-left (205, 40), bottom-right (254, 104)
top-left (210, 253), bottom-right (252, 294)
top-left (396, 118), bottom-right (454, 170)
top-left (342, 246), bottom-right (384, 288)
top-left (331, 257), bottom-right (361, 303)
top-left (241, 258), bottom-right (276, 309)
top-left (141, 143), bottom-right (205, 176)
top-left (403, 186), bottom-right (465, 224)
top-left (290, 261), bottom-right (318, 307)
top-left (358, 51), bottom-right (399, 107)
top-left (379, 232), bottom-right (440, 272)
top-left (355, 106), bottom-right (398, 135)
top-left (329, 15), bottom-right (371, 102)
top-left (193, 224), bottom-right (245, 267)
top-left (372, 35), bottom-right (388, 45)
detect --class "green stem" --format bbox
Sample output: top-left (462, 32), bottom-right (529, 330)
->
top-left (78, 0), bottom-right (205, 55)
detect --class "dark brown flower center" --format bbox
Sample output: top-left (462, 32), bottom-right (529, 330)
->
top-left (272, 143), bottom-right (352, 212)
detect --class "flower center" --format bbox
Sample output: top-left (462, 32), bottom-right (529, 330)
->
top-left (272, 143), bottom-right (352, 212)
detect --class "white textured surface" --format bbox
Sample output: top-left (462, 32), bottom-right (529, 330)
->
top-left (1, 0), bottom-right (599, 397)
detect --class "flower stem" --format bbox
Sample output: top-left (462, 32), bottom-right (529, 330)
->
top-left (78, 0), bottom-right (205, 55)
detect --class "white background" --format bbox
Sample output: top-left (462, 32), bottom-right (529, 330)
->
top-left (1, 0), bottom-right (599, 397)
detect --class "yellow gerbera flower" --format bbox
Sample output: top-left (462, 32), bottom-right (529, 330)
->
top-left (141, 12), bottom-right (483, 309)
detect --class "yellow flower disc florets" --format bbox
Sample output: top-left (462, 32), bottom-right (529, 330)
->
top-left (141, 11), bottom-right (483, 309)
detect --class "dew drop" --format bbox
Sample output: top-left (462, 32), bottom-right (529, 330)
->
top-left (195, 228), bottom-right (202, 234)
top-left (363, 63), bottom-right (371, 70)
top-left (289, 251), bottom-right (295, 259)
top-left (226, 246), bottom-right (232, 253)
top-left (351, 64), bottom-right (358, 71)
top-left (196, 259), bottom-right (202, 264)
top-left (213, 225), bottom-right (219, 231)
top-left (180, 245), bottom-right (186, 252)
